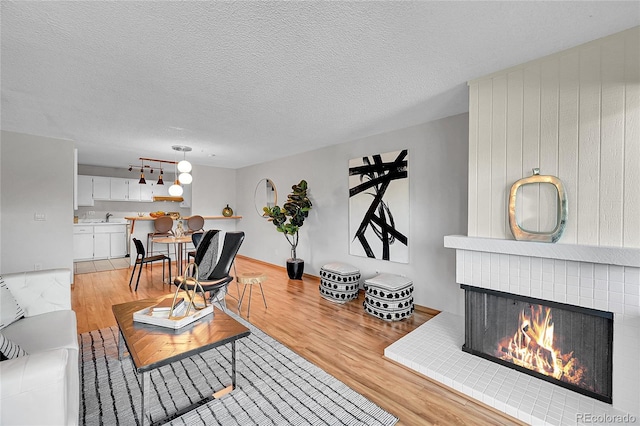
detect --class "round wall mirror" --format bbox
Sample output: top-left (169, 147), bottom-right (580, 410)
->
top-left (254, 178), bottom-right (277, 217)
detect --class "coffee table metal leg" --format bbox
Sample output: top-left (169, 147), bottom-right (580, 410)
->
top-left (211, 341), bottom-right (236, 399)
top-left (141, 372), bottom-right (151, 426)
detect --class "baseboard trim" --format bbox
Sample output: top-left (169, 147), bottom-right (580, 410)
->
top-left (414, 305), bottom-right (441, 317)
top-left (236, 255), bottom-right (320, 282)
top-left (236, 255), bottom-right (443, 315)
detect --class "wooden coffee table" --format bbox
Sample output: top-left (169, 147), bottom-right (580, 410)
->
top-left (112, 296), bottom-right (251, 426)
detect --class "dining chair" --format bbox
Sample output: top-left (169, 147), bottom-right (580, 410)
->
top-left (129, 238), bottom-right (172, 291)
top-left (174, 231), bottom-right (244, 311)
top-left (183, 215), bottom-right (205, 258)
top-left (146, 216), bottom-right (174, 260)
top-left (186, 215), bottom-right (205, 234)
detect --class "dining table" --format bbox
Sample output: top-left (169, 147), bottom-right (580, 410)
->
top-left (153, 235), bottom-right (192, 276)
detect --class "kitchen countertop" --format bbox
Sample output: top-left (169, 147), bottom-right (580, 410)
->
top-left (74, 219), bottom-right (128, 225)
top-left (124, 215), bottom-right (242, 220)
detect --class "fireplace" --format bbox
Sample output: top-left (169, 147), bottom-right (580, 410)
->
top-left (462, 285), bottom-right (614, 404)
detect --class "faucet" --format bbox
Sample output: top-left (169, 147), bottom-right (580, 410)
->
top-left (106, 212), bottom-right (113, 222)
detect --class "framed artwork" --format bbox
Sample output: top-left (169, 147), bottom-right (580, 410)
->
top-left (349, 149), bottom-right (408, 263)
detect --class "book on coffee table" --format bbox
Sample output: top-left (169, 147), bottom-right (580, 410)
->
top-left (133, 300), bottom-right (213, 329)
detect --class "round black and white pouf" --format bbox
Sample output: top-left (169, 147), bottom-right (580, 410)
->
top-left (319, 262), bottom-right (361, 304)
top-left (363, 273), bottom-right (414, 321)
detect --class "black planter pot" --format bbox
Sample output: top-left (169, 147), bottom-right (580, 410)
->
top-left (286, 258), bottom-right (304, 280)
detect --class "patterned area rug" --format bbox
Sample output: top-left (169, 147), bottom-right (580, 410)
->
top-left (80, 316), bottom-right (398, 425)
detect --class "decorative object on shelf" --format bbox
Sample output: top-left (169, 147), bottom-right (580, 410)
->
top-left (175, 220), bottom-right (185, 237)
top-left (349, 149), bottom-right (409, 263)
top-left (149, 211), bottom-right (166, 218)
top-left (254, 178), bottom-right (278, 217)
top-left (222, 204), bottom-right (234, 217)
top-left (508, 168), bottom-right (568, 243)
top-left (263, 180), bottom-right (313, 280)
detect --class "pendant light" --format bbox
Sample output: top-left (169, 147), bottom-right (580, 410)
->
top-left (138, 160), bottom-right (146, 184)
top-left (157, 164), bottom-right (164, 185)
top-left (168, 179), bottom-right (183, 196)
top-left (173, 145), bottom-right (192, 185)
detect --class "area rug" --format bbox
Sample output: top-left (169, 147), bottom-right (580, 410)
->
top-left (80, 316), bottom-right (398, 425)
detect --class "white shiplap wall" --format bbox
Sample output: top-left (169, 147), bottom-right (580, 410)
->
top-left (468, 27), bottom-right (639, 248)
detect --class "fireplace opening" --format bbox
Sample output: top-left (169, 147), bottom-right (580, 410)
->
top-left (461, 285), bottom-right (613, 404)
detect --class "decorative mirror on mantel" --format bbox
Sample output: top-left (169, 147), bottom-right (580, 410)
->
top-left (254, 178), bottom-right (277, 217)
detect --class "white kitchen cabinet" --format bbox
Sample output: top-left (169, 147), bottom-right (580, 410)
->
top-left (110, 233), bottom-right (126, 257)
top-left (139, 181), bottom-right (154, 201)
top-left (73, 226), bottom-right (94, 260)
top-left (152, 181), bottom-right (170, 198)
top-left (74, 224), bottom-right (127, 260)
top-left (92, 177), bottom-right (111, 200)
top-left (93, 233), bottom-right (110, 259)
top-left (110, 178), bottom-right (130, 201)
top-left (77, 175), bottom-right (94, 206)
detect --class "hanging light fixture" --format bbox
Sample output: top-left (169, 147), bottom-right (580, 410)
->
top-left (168, 149), bottom-right (183, 196)
top-left (138, 160), bottom-right (146, 184)
top-left (157, 164), bottom-right (164, 185)
top-left (173, 145), bottom-right (192, 185)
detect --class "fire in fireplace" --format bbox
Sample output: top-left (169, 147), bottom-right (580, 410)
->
top-left (462, 285), bottom-right (613, 403)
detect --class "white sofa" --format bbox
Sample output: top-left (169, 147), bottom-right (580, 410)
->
top-left (0, 269), bottom-right (78, 426)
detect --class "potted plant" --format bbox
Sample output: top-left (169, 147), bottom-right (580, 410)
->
top-left (263, 179), bottom-right (313, 279)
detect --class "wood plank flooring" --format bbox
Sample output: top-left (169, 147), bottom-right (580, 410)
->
top-left (71, 255), bottom-right (523, 426)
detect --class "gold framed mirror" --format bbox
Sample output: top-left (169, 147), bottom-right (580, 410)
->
top-left (254, 178), bottom-right (277, 218)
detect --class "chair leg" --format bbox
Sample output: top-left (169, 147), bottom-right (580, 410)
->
top-left (135, 261), bottom-right (144, 291)
top-left (168, 257), bottom-right (172, 286)
top-left (129, 262), bottom-right (138, 287)
top-left (162, 258), bottom-right (166, 285)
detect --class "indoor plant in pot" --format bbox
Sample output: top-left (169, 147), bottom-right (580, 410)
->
top-left (263, 179), bottom-right (312, 279)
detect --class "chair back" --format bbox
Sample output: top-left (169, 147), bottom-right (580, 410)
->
top-left (132, 238), bottom-right (146, 259)
top-left (191, 231), bottom-right (204, 247)
top-left (193, 230), bottom-right (220, 277)
top-left (208, 231), bottom-right (245, 280)
top-left (187, 215), bottom-right (205, 232)
top-left (154, 216), bottom-right (174, 233)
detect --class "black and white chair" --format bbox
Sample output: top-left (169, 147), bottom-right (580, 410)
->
top-left (173, 231), bottom-right (244, 311)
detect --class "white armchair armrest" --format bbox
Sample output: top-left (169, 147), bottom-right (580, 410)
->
top-left (2, 269), bottom-right (72, 316)
top-left (0, 348), bottom-right (70, 426)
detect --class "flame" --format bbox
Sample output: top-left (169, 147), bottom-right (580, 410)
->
top-left (496, 305), bottom-right (590, 389)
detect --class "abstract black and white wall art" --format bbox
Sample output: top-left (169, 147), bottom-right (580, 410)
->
top-left (349, 149), bottom-right (409, 263)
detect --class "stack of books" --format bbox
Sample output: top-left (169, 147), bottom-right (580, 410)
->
top-left (149, 297), bottom-right (186, 317)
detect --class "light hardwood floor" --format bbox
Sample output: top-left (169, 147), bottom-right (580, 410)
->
top-left (72, 255), bottom-right (523, 426)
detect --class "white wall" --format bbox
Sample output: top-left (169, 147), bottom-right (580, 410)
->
top-left (0, 131), bottom-right (75, 274)
top-left (468, 27), bottom-right (639, 248)
top-left (236, 114), bottom-right (468, 314)
top-left (191, 164), bottom-right (238, 235)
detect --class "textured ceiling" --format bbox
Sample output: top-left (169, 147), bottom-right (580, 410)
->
top-left (1, 1), bottom-right (638, 169)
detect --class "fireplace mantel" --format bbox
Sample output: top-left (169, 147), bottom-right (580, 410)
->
top-left (444, 235), bottom-right (640, 268)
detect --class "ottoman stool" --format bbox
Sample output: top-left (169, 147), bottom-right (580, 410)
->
top-left (363, 273), bottom-right (414, 321)
top-left (319, 262), bottom-right (361, 303)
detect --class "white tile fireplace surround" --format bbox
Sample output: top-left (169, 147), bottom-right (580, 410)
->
top-left (386, 236), bottom-right (639, 426)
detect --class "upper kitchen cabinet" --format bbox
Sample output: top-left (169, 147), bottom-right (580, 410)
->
top-left (77, 175), bottom-right (94, 206)
top-left (92, 176), bottom-right (111, 200)
top-left (139, 181), bottom-right (154, 201)
top-left (110, 178), bottom-right (130, 201)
